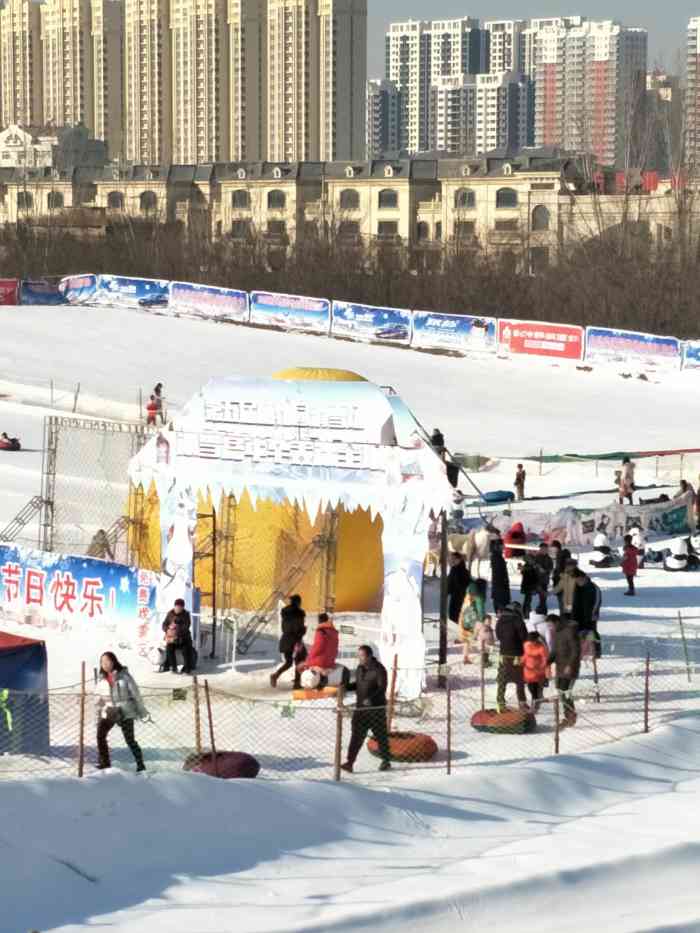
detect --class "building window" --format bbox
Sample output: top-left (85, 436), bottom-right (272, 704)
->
top-left (416, 221), bottom-right (430, 241)
top-left (17, 191), bottom-right (33, 210)
top-left (454, 188), bottom-right (475, 209)
top-left (435, 221), bottom-right (442, 241)
top-left (339, 221), bottom-right (360, 238)
top-left (377, 221), bottom-right (398, 238)
top-left (531, 205), bottom-right (550, 231)
top-left (47, 191), bottom-right (64, 210)
top-left (267, 189), bottom-right (286, 209)
top-left (267, 220), bottom-right (287, 237)
top-left (529, 246), bottom-right (550, 274)
top-left (495, 219), bottom-right (518, 232)
top-left (140, 190), bottom-right (157, 213)
top-left (232, 189), bottom-right (250, 209)
top-left (231, 219), bottom-right (251, 239)
top-left (339, 188), bottom-right (360, 210)
top-left (496, 187), bottom-right (518, 208)
top-left (378, 188), bottom-right (398, 209)
top-left (455, 221), bottom-right (476, 239)
top-left (107, 191), bottom-right (124, 209)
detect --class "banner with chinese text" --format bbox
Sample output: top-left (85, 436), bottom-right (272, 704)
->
top-left (498, 320), bottom-right (584, 361)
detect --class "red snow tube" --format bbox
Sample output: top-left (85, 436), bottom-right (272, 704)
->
top-left (367, 731), bottom-right (438, 763)
top-left (183, 751), bottom-right (260, 779)
top-left (0, 438), bottom-right (21, 451)
top-left (471, 709), bottom-right (536, 734)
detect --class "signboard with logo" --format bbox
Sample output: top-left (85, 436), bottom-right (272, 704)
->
top-left (498, 320), bottom-right (585, 361)
top-left (585, 327), bottom-right (681, 373)
top-left (249, 291), bottom-right (330, 334)
top-left (20, 280), bottom-right (65, 305)
top-left (58, 274), bottom-right (98, 304)
top-left (96, 274), bottom-right (170, 309)
top-left (0, 279), bottom-right (18, 305)
top-left (331, 301), bottom-right (412, 346)
top-left (169, 281), bottom-right (249, 323)
top-left (412, 312), bottom-right (497, 355)
top-left (682, 341), bottom-right (700, 371)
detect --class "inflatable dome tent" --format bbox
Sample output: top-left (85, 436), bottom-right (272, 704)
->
top-left (127, 368), bottom-right (453, 699)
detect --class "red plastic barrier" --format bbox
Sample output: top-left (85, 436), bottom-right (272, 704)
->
top-left (0, 279), bottom-right (19, 305)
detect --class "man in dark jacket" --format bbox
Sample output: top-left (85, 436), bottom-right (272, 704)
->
top-left (550, 541), bottom-right (572, 614)
top-left (490, 538), bottom-right (511, 612)
top-left (533, 542), bottom-right (554, 614)
top-left (552, 615), bottom-right (581, 726)
top-left (341, 646), bottom-right (391, 773)
top-left (572, 570), bottom-right (602, 657)
top-left (519, 556), bottom-right (541, 619)
top-left (495, 605), bottom-right (529, 710)
top-left (447, 552), bottom-right (471, 623)
top-left (161, 598), bottom-right (195, 674)
top-left (270, 594), bottom-right (307, 689)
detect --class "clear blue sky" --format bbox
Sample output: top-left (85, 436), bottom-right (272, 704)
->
top-left (368, 2), bottom-right (697, 78)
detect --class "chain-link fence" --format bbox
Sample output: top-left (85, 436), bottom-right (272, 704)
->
top-left (2, 641), bottom-right (699, 784)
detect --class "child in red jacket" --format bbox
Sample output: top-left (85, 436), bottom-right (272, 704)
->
top-left (146, 395), bottom-right (158, 427)
top-left (522, 631), bottom-right (550, 712)
top-left (622, 534), bottom-right (638, 596)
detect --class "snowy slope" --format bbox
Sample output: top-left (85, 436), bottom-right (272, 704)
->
top-left (4, 719), bottom-right (700, 933)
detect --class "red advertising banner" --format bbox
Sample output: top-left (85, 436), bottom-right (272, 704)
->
top-left (498, 319), bottom-right (584, 361)
top-left (0, 278), bottom-right (19, 305)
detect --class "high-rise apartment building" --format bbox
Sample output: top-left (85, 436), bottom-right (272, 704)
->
top-left (318, 0), bottom-right (366, 161)
top-left (40, 0), bottom-right (94, 131)
top-left (0, 0), bottom-right (43, 127)
top-left (687, 18), bottom-right (700, 171)
top-left (124, 0), bottom-right (172, 164)
top-left (228, 0), bottom-right (267, 161)
top-left (386, 17), bottom-right (487, 153)
top-left (170, 0), bottom-right (229, 164)
top-left (475, 71), bottom-right (528, 154)
top-left (91, 0), bottom-right (124, 159)
top-left (366, 78), bottom-right (400, 157)
top-left (484, 20), bottom-right (526, 74)
top-left (429, 75), bottom-right (476, 155)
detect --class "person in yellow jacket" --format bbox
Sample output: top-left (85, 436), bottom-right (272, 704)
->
top-left (551, 559), bottom-right (578, 616)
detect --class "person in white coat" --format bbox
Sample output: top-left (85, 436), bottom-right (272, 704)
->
top-left (619, 458), bottom-right (635, 506)
top-left (96, 652), bottom-right (148, 771)
top-left (630, 524), bottom-right (646, 569)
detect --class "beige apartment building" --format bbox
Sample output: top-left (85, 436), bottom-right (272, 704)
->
top-left (40, 0), bottom-right (94, 131)
top-left (91, 0), bottom-right (124, 159)
top-left (228, 0), bottom-right (267, 160)
top-left (318, 0), bottom-right (367, 161)
top-left (0, 0), bottom-right (43, 127)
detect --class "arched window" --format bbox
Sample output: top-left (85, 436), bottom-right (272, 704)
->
top-left (339, 189), bottom-right (360, 210)
top-left (107, 191), bottom-right (124, 209)
top-left (47, 191), bottom-right (64, 210)
top-left (140, 190), bottom-right (157, 213)
top-left (17, 191), bottom-right (33, 210)
top-left (454, 188), bottom-right (475, 210)
top-left (267, 189), bottom-right (286, 209)
top-left (496, 187), bottom-right (518, 209)
top-left (378, 188), bottom-right (398, 209)
top-left (416, 221), bottom-right (430, 241)
top-left (531, 205), bottom-right (550, 231)
top-left (232, 189), bottom-right (250, 209)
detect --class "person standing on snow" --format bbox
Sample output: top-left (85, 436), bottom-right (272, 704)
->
top-left (522, 631), bottom-right (549, 712)
top-left (95, 652), bottom-right (148, 772)
top-left (146, 395), bottom-right (158, 426)
top-left (572, 570), bottom-right (602, 656)
top-left (270, 595), bottom-right (307, 689)
top-left (489, 538), bottom-right (511, 613)
top-left (153, 382), bottom-right (166, 425)
top-left (495, 604), bottom-right (529, 711)
top-left (514, 464), bottom-right (526, 501)
top-left (430, 428), bottom-right (446, 460)
top-left (341, 645), bottom-right (391, 774)
top-left (533, 542), bottom-right (553, 615)
top-left (447, 552), bottom-right (471, 625)
top-left (618, 457), bottom-right (635, 505)
top-left (519, 556), bottom-right (541, 620)
top-left (550, 541), bottom-right (571, 614)
top-left (552, 559), bottom-right (578, 617)
top-left (621, 535), bottom-right (639, 596)
top-left (161, 598), bottom-right (195, 674)
top-left (551, 616), bottom-right (581, 728)
top-left (297, 613), bottom-right (339, 686)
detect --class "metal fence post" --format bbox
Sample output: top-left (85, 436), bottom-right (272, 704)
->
top-left (193, 675), bottom-right (202, 756)
top-left (592, 655), bottom-right (601, 704)
top-left (387, 654), bottom-right (398, 733)
top-left (480, 650), bottom-right (486, 712)
top-left (554, 696), bottom-right (560, 755)
top-left (446, 677), bottom-right (452, 775)
top-left (334, 687), bottom-right (345, 782)
top-left (644, 653), bottom-right (651, 734)
top-left (438, 512), bottom-right (448, 688)
top-left (679, 611), bottom-right (692, 683)
top-left (204, 680), bottom-right (218, 777)
top-left (78, 661), bottom-right (86, 777)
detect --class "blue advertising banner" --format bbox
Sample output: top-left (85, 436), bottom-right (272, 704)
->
top-left (20, 280), bottom-right (66, 306)
top-left (585, 327), bottom-right (681, 373)
top-left (96, 274), bottom-right (170, 310)
top-left (58, 273), bottom-right (98, 304)
top-left (682, 341), bottom-right (700, 370)
top-left (169, 281), bottom-right (249, 323)
top-left (0, 543), bottom-right (161, 656)
top-left (331, 301), bottom-right (412, 346)
top-left (412, 311), bottom-right (497, 355)
top-left (249, 291), bottom-right (331, 334)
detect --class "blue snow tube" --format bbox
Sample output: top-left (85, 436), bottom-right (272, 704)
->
top-left (481, 490), bottom-right (515, 504)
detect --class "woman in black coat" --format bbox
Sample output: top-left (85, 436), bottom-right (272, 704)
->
top-left (270, 595), bottom-right (307, 688)
top-left (490, 539), bottom-right (511, 612)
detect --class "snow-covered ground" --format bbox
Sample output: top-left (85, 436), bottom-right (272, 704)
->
top-left (2, 303), bottom-right (700, 931)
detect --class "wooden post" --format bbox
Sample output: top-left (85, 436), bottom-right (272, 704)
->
top-left (438, 512), bottom-right (448, 689)
top-left (334, 687), bottom-right (345, 782)
top-left (193, 675), bottom-right (203, 756)
top-left (595, 459), bottom-right (599, 478)
top-left (78, 661), bottom-right (86, 778)
top-left (592, 655), bottom-right (600, 704)
top-left (480, 649), bottom-right (486, 712)
top-left (204, 680), bottom-right (218, 777)
top-left (679, 611), bottom-right (692, 684)
top-left (210, 508), bottom-right (217, 659)
top-left (138, 387), bottom-right (143, 422)
top-left (446, 678), bottom-right (452, 776)
top-left (554, 695), bottom-right (560, 755)
top-left (644, 652), bottom-right (651, 734)
top-left (72, 381), bottom-right (81, 413)
top-left (680, 453), bottom-right (685, 481)
top-left (387, 654), bottom-right (399, 733)
top-left (539, 448), bottom-right (543, 476)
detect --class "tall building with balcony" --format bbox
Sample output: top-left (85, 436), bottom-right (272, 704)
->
top-left (366, 78), bottom-right (400, 158)
top-left (429, 75), bottom-right (476, 155)
top-left (475, 71), bottom-right (529, 154)
top-left (40, 0), bottom-right (94, 131)
top-left (124, 0), bottom-right (172, 164)
top-left (484, 19), bottom-right (526, 74)
top-left (0, 0), bottom-right (43, 127)
top-left (687, 18), bottom-right (700, 172)
top-left (91, 0), bottom-right (124, 159)
top-left (170, 0), bottom-right (229, 164)
top-left (228, 0), bottom-right (267, 161)
top-left (318, 0), bottom-right (366, 161)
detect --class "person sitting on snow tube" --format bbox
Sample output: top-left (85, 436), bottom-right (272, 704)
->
top-left (296, 613), bottom-right (339, 688)
top-left (590, 531), bottom-right (614, 568)
top-left (503, 522), bottom-right (527, 559)
top-left (0, 432), bottom-right (21, 451)
top-left (664, 537), bottom-right (689, 572)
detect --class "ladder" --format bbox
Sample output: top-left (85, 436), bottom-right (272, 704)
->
top-left (0, 496), bottom-right (44, 544)
top-left (235, 532), bottom-right (329, 656)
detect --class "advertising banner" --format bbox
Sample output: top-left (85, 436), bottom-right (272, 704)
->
top-left (20, 280), bottom-right (66, 306)
top-left (412, 312), bottom-right (497, 355)
top-left (249, 291), bottom-right (331, 334)
top-left (0, 278), bottom-right (19, 305)
top-left (682, 341), bottom-right (700, 371)
top-left (331, 301), bottom-right (412, 346)
top-left (498, 319), bottom-right (584, 361)
top-left (58, 273), bottom-right (98, 304)
top-left (0, 543), bottom-right (162, 659)
top-left (585, 327), bottom-right (681, 373)
top-left (169, 281), bottom-right (249, 324)
top-left (96, 274), bottom-right (170, 309)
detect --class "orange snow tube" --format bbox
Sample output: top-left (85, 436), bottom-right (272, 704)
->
top-left (470, 709), bottom-right (536, 734)
top-left (367, 731), bottom-right (438, 763)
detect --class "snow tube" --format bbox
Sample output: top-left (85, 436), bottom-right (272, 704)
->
top-left (471, 709), bottom-right (536, 734)
top-left (183, 751), bottom-right (260, 779)
top-left (367, 731), bottom-right (438, 763)
top-left (292, 686), bottom-right (338, 701)
top-left (0, 438), bottom-right (20, 451)
top-left (482, 490), bottom-right (515, 504)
